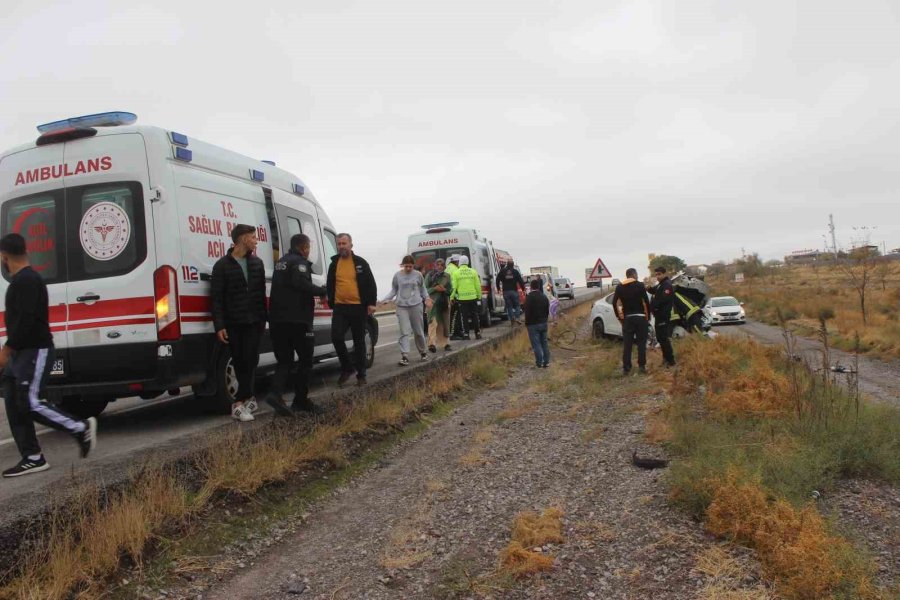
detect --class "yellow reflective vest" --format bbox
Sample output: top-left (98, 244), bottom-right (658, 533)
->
top-left (451, 265), bottom-right (481, 301)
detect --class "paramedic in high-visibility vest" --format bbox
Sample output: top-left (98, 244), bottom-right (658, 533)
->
top-left (326, 233), bottom-right (377, 387)
top-left (648, 266), bottom-right (676, 368)
top-left (0, 233), bottom-right (97, 477)
top-left (450, 256), bottom-right (482, 340)
top-left (211, 224), bottom-right (267, 422)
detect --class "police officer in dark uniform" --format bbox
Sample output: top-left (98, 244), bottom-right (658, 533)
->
top-left (649, 266), bottom-right (676, 367)
top-left (264, 234), bottom-right (327, 415)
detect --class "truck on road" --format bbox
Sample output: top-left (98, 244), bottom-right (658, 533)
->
top-left (530, 265), bottom-right (559, 279)
top-left (585, 267), bottom-right (602, 288)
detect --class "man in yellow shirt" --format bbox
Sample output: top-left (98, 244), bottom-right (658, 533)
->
top-left (326, 233), bottom-right (377, 386)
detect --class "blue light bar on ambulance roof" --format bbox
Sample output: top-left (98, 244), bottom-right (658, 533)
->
top-left (250, 169), bottom-right (265, 182)
top-left (169, 132), bottom-right (189, 146)
top-left (421, 221), bottom-right (460, 230)
top-left (292, 183), bottom-right (305, 195)
top-left (37, 111), bottom-right (137, 134)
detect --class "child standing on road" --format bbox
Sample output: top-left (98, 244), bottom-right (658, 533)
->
top-left (525, 278), bottom-right (551, 368)
top-left (380, 256), bottom-right (433, 366)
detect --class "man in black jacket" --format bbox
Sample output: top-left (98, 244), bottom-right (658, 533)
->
top-left (326, 233), bottom-right (377, 386)
top-left (496, 259), bottom-right (526, 326)
top-left (265, 234), bottom-right (327, 415)
top-left (612, 268), bottom-right (651, 375)
top-left (0, 233), bottom-right (96, 477)
top-left (648, 266), bottom-right (676, 367)
top-left (524, 278), bottom-right (551, 368)
top-left (211, 224), bottom-right (267, 421)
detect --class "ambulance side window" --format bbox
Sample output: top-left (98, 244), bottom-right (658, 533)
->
top-left (322, 229), bottom-right (338, 262)
top-left (286, 217), bottom-right (302, 239)
top-left (67, 182), bottom-right (147, 281)
top-left (297, 212), bottom-right (323, 274)
top-left (1, 191), bottom-right (65, 284)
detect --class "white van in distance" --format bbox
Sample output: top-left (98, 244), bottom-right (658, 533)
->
top-left (0, 112), bottom-right (378, 417)
top-left (407, 222), bottom-right (505, 326)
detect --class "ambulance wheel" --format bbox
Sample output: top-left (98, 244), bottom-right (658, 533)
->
top-left (480, 301), bottom-right (492, 328)
top-left (58, 395), bottom-right (110, 419)
top-left (592, 318), bottom-right (606, 340)
top-left (200, 349), bottom-right (238, 414)
top-left (365, 324), bottom-right (376, 369)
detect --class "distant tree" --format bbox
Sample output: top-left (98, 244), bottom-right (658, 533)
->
top-left (840, 240), bottom-right (875, 325)
top-left (706, 261), bottom-right (727, 277)
top-left (874, 259), bottom-right (892, 292)
top-left (649, 254), bottom-right (686, 274)
top-left (734, 252), bottom-right (765, 277)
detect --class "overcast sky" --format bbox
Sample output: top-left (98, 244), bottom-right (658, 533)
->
top-left (2, 0), bottom-right (899, 290)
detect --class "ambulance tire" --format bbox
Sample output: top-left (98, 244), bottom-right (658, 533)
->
top-left (58, 395), bottom-right (110, 419)
top-left (199, 348), bottom-right (238, 414)
top-left (480, 299), bottom-right (492, 328)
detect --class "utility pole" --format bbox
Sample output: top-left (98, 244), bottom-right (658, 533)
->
top-left (828, 214), bottom-right (837, 262)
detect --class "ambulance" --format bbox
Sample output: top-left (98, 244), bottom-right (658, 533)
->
top-left (407, 222), bottom-right (505, 326)
top-left (0, 112), bottom-right (378, 417)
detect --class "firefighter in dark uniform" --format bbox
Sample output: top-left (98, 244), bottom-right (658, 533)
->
top-left (264, 233), bottom-right (327, 415)
top-left (649, 266), bottom-right (676, 367)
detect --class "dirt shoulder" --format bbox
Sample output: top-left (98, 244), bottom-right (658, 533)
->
top-left (200, 342), bottom-right (769, 600)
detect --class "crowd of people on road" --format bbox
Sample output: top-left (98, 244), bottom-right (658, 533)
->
top-left (0, 222), bottom-right (559, 477)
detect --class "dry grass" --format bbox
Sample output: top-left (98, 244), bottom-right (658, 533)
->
top-left (705, 470), bottom-right (880, 600)
top-left (0, 324), bottom-right (535, 600)
top-left (710, 262), bottom-right (900, 359)
top-left (460, 425), bottom-right (495, 466)
top-left (498, 507), bottom-right (565, 578)
top-left (664, 333), bottom-right (899, 599)
top-left (695, 546), bottom-right (774, 600)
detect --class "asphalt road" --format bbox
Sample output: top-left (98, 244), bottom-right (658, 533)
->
top-left (0, 288), bottom-right (597, 517)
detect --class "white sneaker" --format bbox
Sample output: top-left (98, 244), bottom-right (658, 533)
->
top-left (420, 353), bottom-right (429, 362)
top-left (243, 398), bottom-right (258, 413)
top-left (232, 404), bottom-right (255, 422)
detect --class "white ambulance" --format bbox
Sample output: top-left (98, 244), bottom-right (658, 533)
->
top-left (406, 222), bottom-right (505, 326)
top-left (0, 112), bottom-right (378, 417)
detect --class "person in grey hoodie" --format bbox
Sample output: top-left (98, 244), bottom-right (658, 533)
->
top-left (379, 255), bottom-right (433, 366)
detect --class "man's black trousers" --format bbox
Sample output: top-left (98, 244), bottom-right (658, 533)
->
top-left (622, 315), bottom-right (648, 372)
top-left (655, 320), bottom-right (676, 366)
top-left (3, 346), bottom-right (84, 458)
top-left (331, 304), bottom-right (368, 379)
top-left (459, 300), bottom-right (481, 335)
top-left (226, 323), bottom-right (263, 402)
top-left (270, 322), bottom-right (315, 404)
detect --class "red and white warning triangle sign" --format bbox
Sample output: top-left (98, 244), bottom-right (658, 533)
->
top-left (589, 257), bottom-right (612, 279)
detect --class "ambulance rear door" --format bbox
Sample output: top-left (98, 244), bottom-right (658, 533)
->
top-left (62, 133), bottom-right (157, 384)
top-left (0, 144), bottom-right (70, 378)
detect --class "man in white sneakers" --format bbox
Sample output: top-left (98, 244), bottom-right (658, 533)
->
top-left (0, 233), bottom-right (96, 477)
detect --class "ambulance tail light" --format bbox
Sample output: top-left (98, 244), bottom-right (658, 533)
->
top-left (154, 266), bottom-right (181, 341)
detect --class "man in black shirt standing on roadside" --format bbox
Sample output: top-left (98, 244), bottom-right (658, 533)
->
top-left (0, 233), bottom-right (96, 477)
top-left (612, 268), bottom-right (652, 375)
top-left (265, 234), bottom-right (327, 415)
top-left (211, 224), bottom-right (267, 422)
top-left (648, 266), bottom-right (676, 368)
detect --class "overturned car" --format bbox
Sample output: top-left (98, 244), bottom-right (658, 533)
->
top-left (589, 272), bottom-right (712, 341)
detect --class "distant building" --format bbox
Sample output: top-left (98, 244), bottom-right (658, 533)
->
top-left (685, 264), bottom-right (709, 277)
top-left (784, 249), bottom-right (822, 264)
top-left (890, 247), bottom-right (900, 256)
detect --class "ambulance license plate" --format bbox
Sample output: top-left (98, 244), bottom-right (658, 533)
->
top-left (50, 358), bottom-right (65, 377)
